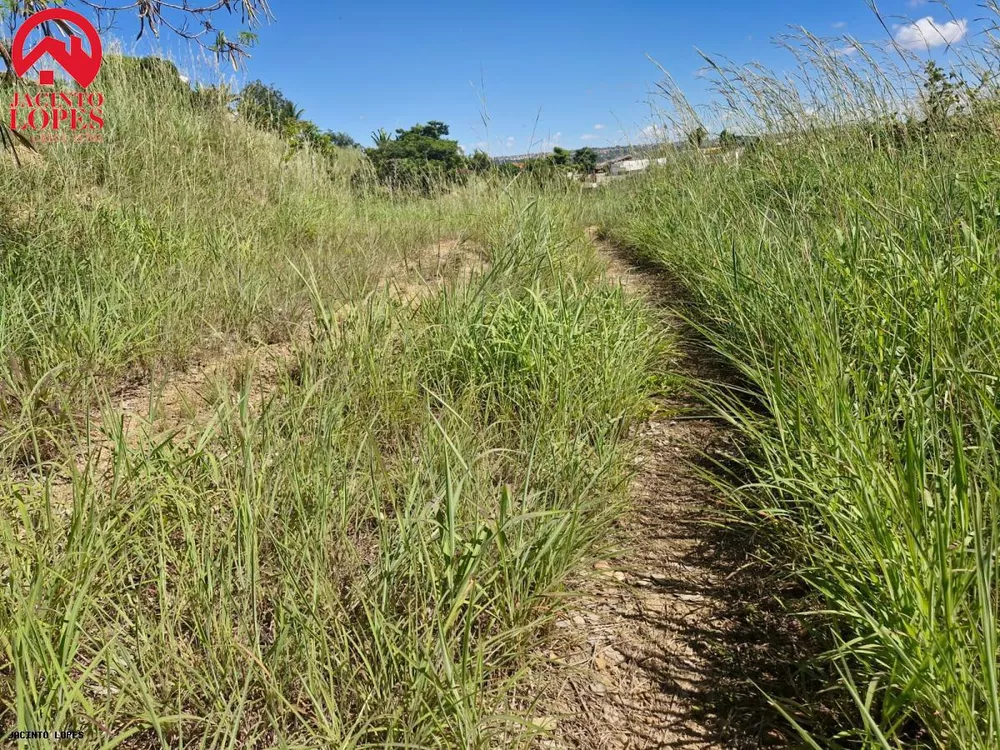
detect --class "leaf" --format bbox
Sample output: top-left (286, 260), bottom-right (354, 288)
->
top-left (1, 122), bottom-right (37, 166)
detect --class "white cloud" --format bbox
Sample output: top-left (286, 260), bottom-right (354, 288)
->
top-left (832, 21), bottom-right (847, 30)
top-left (580, 134), bottom-right (598, 141)
top-left (593, 123), bottom-right (605, 130)
top-left (537, 131), bottom-right (563, 149)
top-left (836, 43), bottom-right (858, 57)
top-left (894, 16), bottom-right (968, 50)
top-left (637, 123), bottom-right (686, 143)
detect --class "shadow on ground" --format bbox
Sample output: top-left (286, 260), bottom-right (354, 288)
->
top-left (536, 234), bottom-right (837, 749)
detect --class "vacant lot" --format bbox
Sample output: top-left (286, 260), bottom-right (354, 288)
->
top-left (0, 64), bottom-right (675, 748)
top-left (5, 25), bottom-right (1000, 750)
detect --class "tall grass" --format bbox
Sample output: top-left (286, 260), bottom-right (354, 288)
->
top-left (0, 63), bottom-right (666, 746)
top-left (0, 59), bottom-right (490, 465)
top-left (605, 18), bottom-right (1000, 747)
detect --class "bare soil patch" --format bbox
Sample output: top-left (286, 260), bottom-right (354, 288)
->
top-left (390, 236), bottom-right (486, 304)
top-left (17, 237), bottom-right (485, 506)
top-left (114, 237), bottom-right (480, 428)
top-left (532, 235), bottom-right (809, 749)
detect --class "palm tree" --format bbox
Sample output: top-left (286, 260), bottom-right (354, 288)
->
top-left (370, 128), bottom-right (393, 148)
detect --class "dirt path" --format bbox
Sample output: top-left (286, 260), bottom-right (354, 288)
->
top-left (534, 236), bottom-right (789, 749)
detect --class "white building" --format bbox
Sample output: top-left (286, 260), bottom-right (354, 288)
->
top-left (608, 157), bottom-right (668, 176)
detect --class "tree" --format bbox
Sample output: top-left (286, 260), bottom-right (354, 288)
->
top-left (687, 126), bottom-right (707, 149)
top-left (405, 121), bottom-right (449, 139)
top-left (366, 121), bottom-right (466, 192)
top-left (232, 80), bottom-right (361, 178)
top-left (371, 128), bottom-right (393, 148)
top-left (0, 1), bottom-right (271, 71)
top-left (718, 129), bottom-right (760, 151)
top-left (520, 156), bottom-right (559, 182)
top-left (572, 147), bottom-right (598, 174)
top-left (922, 60), bottom-right (965, 132)
top-left (326, 131), bottom-right (360, 149)
top-left (552, 146), bottom-right (572, 167)
top-left (239, 80), bottom-right (301, 132)
top-left (468, 150), bottom-right (492, 173)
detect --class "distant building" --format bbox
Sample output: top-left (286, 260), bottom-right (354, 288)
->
top-left (607, 156), bottom-right (668, 176)
top-left (595, 154), bottom-right (629, 172)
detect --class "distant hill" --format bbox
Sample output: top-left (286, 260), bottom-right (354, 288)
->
top-left (493, 142), bottom-right (669, 164)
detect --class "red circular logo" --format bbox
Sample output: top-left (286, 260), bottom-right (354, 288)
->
top-left (12, 9), bottom-right (103, 89)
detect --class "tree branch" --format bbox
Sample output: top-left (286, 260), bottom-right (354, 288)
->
top-left (2, 0), bottom-right (273, 67)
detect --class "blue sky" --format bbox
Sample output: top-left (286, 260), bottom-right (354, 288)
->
top-left (141, 0), bottom-right (981, 153)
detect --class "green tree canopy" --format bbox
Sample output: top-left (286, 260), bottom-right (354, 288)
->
top-left (552, 146), bottom-right (572, 166)
top-left (922, 60), bottom-right (966, 131)
top-left (366, 121), bottom-right (465, 191)
top-left (327, 131), bottom-right (361, 149)
top-left (572, 147), bottom-right (598, 173)
top-left (401, 121), bottom-right (450, 139)
top-left (687, 126), bottom-right (707, 149)
top-left (239, 80), bottom-right (301, 132)
top-left (468, 150), bottom-right (492, 173)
